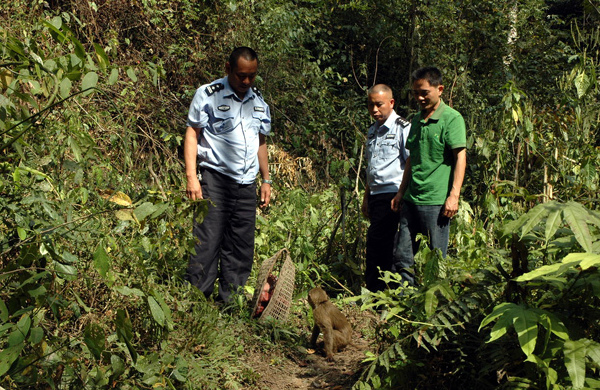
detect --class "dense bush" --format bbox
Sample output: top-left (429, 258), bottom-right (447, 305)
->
top-left (1, 0), bottom-right (599, 388)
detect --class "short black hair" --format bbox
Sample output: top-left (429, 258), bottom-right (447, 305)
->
top-left (411, 66), bottom-right (443, 86)
top-left (228, 47), bottom-right (258, 70)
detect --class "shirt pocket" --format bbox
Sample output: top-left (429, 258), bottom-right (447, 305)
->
top-left (209, 110), bottom-right (236, 135)
top-left (379, 140), bottom-right (400, 160)
top-left (251, 110), bottom-right (269, 133)
top-left (426, 129), bottom-right (445, 155)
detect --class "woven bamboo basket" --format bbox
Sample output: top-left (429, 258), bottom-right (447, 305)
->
top-left (251, 248), bottom-right (295, 322)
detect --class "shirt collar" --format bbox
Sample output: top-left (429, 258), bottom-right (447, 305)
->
top-left (223, 76), bottom-right (256, 102)
top-left (427, 99), bottom-right (447, 121)
top-left (376, 110), bottom-right (399, 131)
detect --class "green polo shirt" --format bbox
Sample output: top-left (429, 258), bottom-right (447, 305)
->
top-left (404, 100), bottom-right (466, 205)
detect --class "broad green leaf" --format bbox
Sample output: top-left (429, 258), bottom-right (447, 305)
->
top-left (437, 282), bottom-right (456, 301)
top-left (518, 203), bottom-right (550, 239)
top-left (93, 245), bottom-right (110, 278)
top-left (0, 342), bottom-right (24, 376)
top-left (134, 202), bottom-right (158, 222)
top-left (84, 322), bottom-right (105, 360)
top-left (8, 315), bottom-right (31, 346)
top-left (29, 327), bottom-right (43, 344)
top-left (544, 208), bottom-right (562, 242)
top-left (480, 302), bottom-right (517, 330)
top-left (61, 251), bottom-right (77, 264)
top-left (127, 67), bottom-right (137, 82)
top-left (424, 287), bottom-right (439, 318)
top-left (114, 286), bottom-right (145, 297)
top-left (59, 77), bottom-right (72, 99)
top-left (55, 262), bottom-right (77, 281)
top-left (109, 68), bottom-right (119, 85)
top-left (150, 203), bottom-right (169, 219)
top-left (563, 202), bottom-right (593, 252)
top-left (513, 308), bottom-right (540, 357)
top-left (81, 72), bottom-right (98, 96)
top-left (488, 311), bottom-right (515, 343)
top-left (541, 312), bottom-right (569, 340)
top-left (564, 339), bottom-right (587, 388)
top-left (585, 340), bottom-right (600, 365)
top-left (147, 296), bottom-right (165, 327)
top-left (151, 291), bottom-right (173, 330)
top-left (43, 17), bottom-right (67, 43)
top-left (111, 354), bottom-right (126, 377)
top-left (579, 253), bottom-right (600, 270)
top-left (501, 213), bottom-right (529, 237)
top-left (27, 285), bottom-right (46, 298)
top-left (515, 258), bottom-right (581, 281)
top-left (16, 227), bottom-right (26, 240)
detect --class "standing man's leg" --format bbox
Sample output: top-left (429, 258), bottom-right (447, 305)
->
top-left (416, 204), bottom-right (450, 257)
top-left (185, 169), bottom-right (231, 298)
top-left (393, 201), bottom-right (421, 286)
top-left (219, 182), bottom-right (257, 302)
top-left (365, 193), bottom-right (400, 292)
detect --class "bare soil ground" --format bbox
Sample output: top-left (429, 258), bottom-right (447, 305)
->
top-left (244, 307), bottom-right (379, 390)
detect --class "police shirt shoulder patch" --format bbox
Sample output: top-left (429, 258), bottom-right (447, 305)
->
top-left (217, 105), bottom-right (230, 111)
top-left (253, 106), bottom-right (265, 112)
top-left (396, 116), bottom-right (410, 127)
top-left (251, 86), bottom-right (262, 97)
top-left (205, 83), bottom-right (224, 96)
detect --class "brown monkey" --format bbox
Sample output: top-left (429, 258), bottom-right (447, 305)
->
top-left (308, 287), bottom-right (352, 361)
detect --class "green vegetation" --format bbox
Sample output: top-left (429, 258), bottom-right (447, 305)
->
top-left (1, 0), bottom-right (599, 389)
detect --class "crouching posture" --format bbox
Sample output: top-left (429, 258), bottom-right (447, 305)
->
top-left (308, 287), bottom-right (352, 361)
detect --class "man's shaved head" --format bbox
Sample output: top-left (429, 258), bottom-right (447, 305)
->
top-left (368, 84), bottom-right (394, 99)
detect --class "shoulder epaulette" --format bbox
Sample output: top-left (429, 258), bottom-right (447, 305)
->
top-left (252, 86), bottom-right (262, 97)
top-left (205, 83), bottom-right (224, 96)
top-left (396, 116), bottom-right (410, 127)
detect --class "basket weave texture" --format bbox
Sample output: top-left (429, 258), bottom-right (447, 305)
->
top-left (251, 248), bottom-right (295, 321)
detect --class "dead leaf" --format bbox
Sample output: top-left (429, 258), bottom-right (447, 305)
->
top-left (99, 190), bottom-right (133, 207)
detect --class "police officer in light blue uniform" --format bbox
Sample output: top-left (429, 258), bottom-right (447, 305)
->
top-left (361, 84), bottom-right (410, 292)
top-left (184, 47), bottom-right (272, 302)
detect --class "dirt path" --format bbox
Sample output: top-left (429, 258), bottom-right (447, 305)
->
top-left (246, 337), bottom-right (370, 389)
top-left (245, 309), bottom-right (378, 390)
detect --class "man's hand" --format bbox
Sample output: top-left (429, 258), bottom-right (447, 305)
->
top-left (361, 197), bottom-right (369, 219)
top-left (186, 175), bottom-right (203, 200)
top-left (259, 183), bottom-right (271, 208)
top-left (391, 191), bottom-right (403, 212)
top-left (442, 193), bottom-right (459, 218)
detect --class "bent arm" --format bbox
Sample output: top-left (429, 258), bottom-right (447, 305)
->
top-left (184, 126), bottom-right (203, 200)
top-left (442, 147), bottom-right (466, 218)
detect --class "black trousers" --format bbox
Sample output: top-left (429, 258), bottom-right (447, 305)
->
top-left (185, 168), bottom-right (257, 302)
top-left (365, 192), bottom-right (400, 292)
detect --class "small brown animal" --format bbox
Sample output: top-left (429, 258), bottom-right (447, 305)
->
top-left (308, 287), bottom-right (352, 361)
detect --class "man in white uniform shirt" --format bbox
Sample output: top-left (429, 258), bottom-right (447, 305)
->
top-left (184, 47), bottom-right (272, 302)
top-left (362, 84), bottom-right (410, 292)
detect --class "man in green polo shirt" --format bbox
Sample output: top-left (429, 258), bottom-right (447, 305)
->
top-left (391, 66), bottom-right (467, 285)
